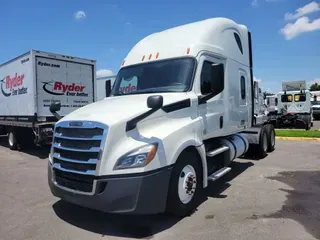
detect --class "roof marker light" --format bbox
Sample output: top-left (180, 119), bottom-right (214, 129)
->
top-left (121, 60), bottom-right (125, 66)
top-left (156, 52), bottom-right (159, 58)
top-left (142, 55), bottom-right (145, 61)
top-left (148, 54), bottom-right (152, 60)
top-left (186, 48), bottom-right (190, 54)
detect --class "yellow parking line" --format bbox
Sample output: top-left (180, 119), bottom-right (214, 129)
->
top-left (276, 136), bottom-right (320, 141)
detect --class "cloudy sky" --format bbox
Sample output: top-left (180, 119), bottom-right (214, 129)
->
top-left (1, 0), bottom-right (319, 93)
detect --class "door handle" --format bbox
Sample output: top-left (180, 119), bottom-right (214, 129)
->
top-left (220, 116), bottom-right (223, 129)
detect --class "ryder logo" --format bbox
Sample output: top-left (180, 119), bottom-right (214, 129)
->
top-left (0, 73), bottom-right (28, 97)
top-left (42, 81), bottom-right (88, 97)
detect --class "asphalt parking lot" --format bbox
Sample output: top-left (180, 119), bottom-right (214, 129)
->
top-left (1, 139), bottom-right (320, 240)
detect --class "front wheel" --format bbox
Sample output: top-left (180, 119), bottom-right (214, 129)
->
top-left (166, 150), bottom-right (203, 217)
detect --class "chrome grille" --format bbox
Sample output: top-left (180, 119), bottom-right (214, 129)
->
top-left (51, 121), bottom-right (107, 194)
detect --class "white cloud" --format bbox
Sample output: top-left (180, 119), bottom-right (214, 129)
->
top-left (96, 69), bottom-right (114, 78)
top-left (74, 10), bottom-right (86, 20)
top-left (254, 76), bottom-right (262, 83)
top-left (252, 0), bottom-right (259, 6)
top-left (280, 16), bottom-right (320, 40)
top-left (252, 0), bottom-right (280, 7)
top-left (284, 1), bottom-right (320, 20)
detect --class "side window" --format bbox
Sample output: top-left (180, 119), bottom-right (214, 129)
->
top-left (234, 33), bottom-right (243, 54)
top-left (200, 61), bottom-right (213, 95)
top-left (240, 76), bottom-right (246, 99)
top-left (294, 94), bottom-right (306, 102)
top-left (281, 94), bottom-right (293, 102)
top-left (200, 60), bottom-right (224, 95)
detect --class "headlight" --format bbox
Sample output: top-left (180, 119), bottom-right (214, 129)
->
top-left (113, 143), bottom-right (158, 170)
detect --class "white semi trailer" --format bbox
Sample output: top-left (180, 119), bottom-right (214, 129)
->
top-left (48, 18), bottom-right (276, 217)
top-left (96, 75), bottom-right (116, 101)
top-left (0, 50), bottom-right (96, 150)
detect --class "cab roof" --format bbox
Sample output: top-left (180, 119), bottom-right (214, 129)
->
top-left (121, 17), bottom-right (250, 68)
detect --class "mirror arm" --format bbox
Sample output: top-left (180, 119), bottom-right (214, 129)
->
top-left (198, 92), bottom-right (215, 104)
top-left (126, 108), bottom-right (158, 132)
top-left (51, 112), bottom-right (62, 120)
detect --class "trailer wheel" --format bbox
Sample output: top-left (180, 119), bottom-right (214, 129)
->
top-left (8, 129), bottom-right (18, 150)
top-left (265, 124), bottom-right (275, 152)
top-left (254, 126), bottom-right (268, 158)
top-left (166, 150), bottom-right (203, 217)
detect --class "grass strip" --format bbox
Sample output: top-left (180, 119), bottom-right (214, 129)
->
top-left (275, 129), bottom-right (320, 138)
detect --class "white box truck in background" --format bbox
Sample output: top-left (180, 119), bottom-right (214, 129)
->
top-left (0, 50), bottom-right (96, 150)
top-left (48, 17), bottom-right (276, 217)
top-left (96, 75), bottom-right (116, 101)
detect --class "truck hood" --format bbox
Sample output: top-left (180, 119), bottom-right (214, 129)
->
top-left (60, 92), bottom-right (191, 126)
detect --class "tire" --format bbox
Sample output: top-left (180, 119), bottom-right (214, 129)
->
top-left (18, 128), bottom-right (35, 150)
top-left (254, 126), bottom-right (268, 158)
top-left (265, 124), bottom-right (275, 152)
top-left (8, 129), bottom-right (18, 150)
top-left (166, 150), bottom-right (203, 217)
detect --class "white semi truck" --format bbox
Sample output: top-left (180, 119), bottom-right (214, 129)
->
top-left (48, 18), bottom-right (276, 217)
top-left (310, 91), bottom-right (320, 120)
top-left (0, 50), bottom-right (96, 150)
top-left (265, 95), bottom-right (278, 114)
top-left (253, 80), bottom-right (268, 125)
top-left (96, 75), bottom-right (117, 101)
top-left (276, 80), bottom-right (313, 130)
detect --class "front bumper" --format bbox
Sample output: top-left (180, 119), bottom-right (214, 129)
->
top-left (313, 109), bottom-right (320, 115)
top-left (48, 163), bottom-right (173, 214)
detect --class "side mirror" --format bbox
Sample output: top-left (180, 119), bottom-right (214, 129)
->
top-left (210, 63), bottom-right (224, 95)
top-left (50, 102), bottom-right (61, 113)
top-left (105, 80), bottom-right (111, 97)
top-left (147, 95), bottom-right (163, 110)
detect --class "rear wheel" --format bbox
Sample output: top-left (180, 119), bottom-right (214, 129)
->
top-left (265, 124), bottom-right (275, 152)
top-left (166, 150), bottom-right (203, 217)
top-left (253, 126), bottom-right (268, 158)
top-left (8, 129), bottom-right (18, 150)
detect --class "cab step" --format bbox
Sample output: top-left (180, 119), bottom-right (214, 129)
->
top-left (206, 146), bottom-right (229, 157)
top-left (208, 167), bottom-right (231, 181)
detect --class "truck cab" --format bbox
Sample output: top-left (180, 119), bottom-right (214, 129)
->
top-left (48, 17), bottom-right (275, 217)
top-left (311, 91), bottom-right (320, 120)
top-left (276, 81), bottom-right (312, 129)
top-left (266, 95), bottom-right (278, 114)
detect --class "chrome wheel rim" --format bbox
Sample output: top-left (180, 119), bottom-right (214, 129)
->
top-left (178, 165), bottom-right (197, 204)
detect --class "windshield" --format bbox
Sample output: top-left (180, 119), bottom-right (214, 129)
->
top-left (111, 58), bottom-right (195, 96)
top-left (281, 94), bottom-right (292, 102)
top-left (294, 93), bottom-right (306, 102)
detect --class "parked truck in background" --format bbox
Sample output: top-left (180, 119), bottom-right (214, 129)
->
top-left (310, 91), bottom-right (320, 120)
top-left (0, 50), bottom-right (96, 150)
top-left (265, 95), bottom-right (278, 114)
top-left (276, 80), bottom-right (312, 130)
top-left (96, 75), bottom-right (116, 101)
top-left (253, 79), bottom-right (268, 125)
top-left (48, 17), bottom-right (276, 217)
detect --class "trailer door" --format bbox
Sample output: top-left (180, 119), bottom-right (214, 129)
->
top-left (35, 57), bottom-right (94, 117)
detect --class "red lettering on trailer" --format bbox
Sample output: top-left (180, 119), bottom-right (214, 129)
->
top-left (5, 73), bottom-right (24, 91)
top-left (53, 82), bottom-right (85, 93)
